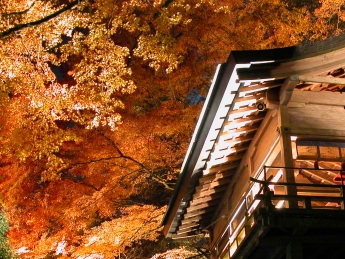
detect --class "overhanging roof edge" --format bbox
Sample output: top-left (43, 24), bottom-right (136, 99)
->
top-left (231, 33), bottom-right (345, 65)
top-left (162, 33), bottom-right (345, 237)
top-left (161, 54), bottom-right (239, 234)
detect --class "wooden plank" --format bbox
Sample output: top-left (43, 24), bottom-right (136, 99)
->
top-left (193, 185), bottom-right (228, 199)
top-left (290, 127), bottom-right (345, 138)
top-left (184, 209), bottom-right (215, 219)
top-left (219, 125), bottom-right (259, 138)
top-left (182, 211), bottom-right (214, 221)
top-left (214, 135), bottom-right (254, 151)
top-left (198, 173), bottom-right (233, 186)
top-left (298, 160), bottom-right (338, 177)
top-left (181, 214), bottom-right (214, 226)
top-left (209, 145), bottom-right (249, 160)
top-left (297, 156), bottom-right (345, 163)
top-left (279, 105), bottom-right (298, 208)
top-left (206, 154), bottom-right (243, 168)
top-left (172, 230), bottom-right (198, 238)
top-left (178, 221), bottom-right (200, 231)
top-left (176, 228), bottom-right (199, 236)
top-left (297, 75), bottom-right (345, 85)
top-left (190, 192), bottom-right (223, 206)
top-left (289, 104), bottom-right (345, 132)
top-left (280, 78), bottom-right (298, 105)
top-left (239, 84), bottom-right (269, 94)
top-left (238, 81), bottom-right (283, 95)
top-left (203, 162), bottom-right (238, 175)
top-left (195, 177), bottom-right (232, 193)
top-left (234, 93), bottom-right (265, 104)
top-left (226, 106), bottom-right (257, 115)
top-left (270, 46), bottom-right (345, 78)
top-left (186, 198), bottom-right (220, 212)
top-left (199, 172), bottom-right (232, 184)
top-left (224, 113), bottom-right (265, 126)
top-left (298, 169), bottom-right (334, 185)
top-left (199, 172), bottom-right (233, 186)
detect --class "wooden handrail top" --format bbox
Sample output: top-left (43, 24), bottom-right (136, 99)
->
top-left (255, 194), bottom-right (344, 201)
top-left (250, 177), bottom-right (343, 188)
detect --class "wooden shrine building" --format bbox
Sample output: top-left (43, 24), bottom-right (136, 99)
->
top-left (162, 35), bottom-right (345, 259)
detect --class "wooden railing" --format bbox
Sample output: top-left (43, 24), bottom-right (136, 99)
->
top-left (217, 165), bottom-right (345, 259)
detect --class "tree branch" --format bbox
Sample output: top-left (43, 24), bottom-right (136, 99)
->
top-left (0, 0), bottom-right (82, 38)
top-left (98, 131), bottom-right (174, 190)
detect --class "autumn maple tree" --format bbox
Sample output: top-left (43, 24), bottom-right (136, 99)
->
top-left (0, 0), bottom-right (343, 258)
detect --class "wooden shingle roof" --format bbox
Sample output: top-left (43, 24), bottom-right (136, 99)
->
top-left (162, 34), bottom-right (345, 238)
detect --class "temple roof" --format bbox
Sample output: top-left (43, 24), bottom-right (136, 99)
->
top-left (162, 34), bottom-right (345, 238)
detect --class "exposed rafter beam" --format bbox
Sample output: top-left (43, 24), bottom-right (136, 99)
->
top-left (292, 75), bottom-right (345, 85)
top-left (195, 177), bottom-right (232, 193)
top-left (193, 185), bottom-right (228, 199)
top-left (203, 162), bottom-right (238, 175)
top-left (214, 135), bottom-right (254, 150)
top-left (224, 113), bottom-right (265, 126)
top-left (186, 200), bottom-right (219, 212)
top-left (209, 145), bottom-right (249, 160)
top-left (190, 192), bottom-right (225, 206)
top-left (184, 209), bottom-right (214, 219)
top-left (206, 154), bottom-right (243, 168)
top-left (279, 77), bottom-right (298, 105)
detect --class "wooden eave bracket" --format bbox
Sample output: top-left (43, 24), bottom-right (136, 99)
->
top-left (280, 75), bottom-right (345, 105)
top-left (294, 75), bottom-right (345, 85)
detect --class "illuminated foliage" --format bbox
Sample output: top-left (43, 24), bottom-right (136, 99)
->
top-left (0, 212), bottom-right (15, 259)
top-left (0, 0), bottom-right (342, 258)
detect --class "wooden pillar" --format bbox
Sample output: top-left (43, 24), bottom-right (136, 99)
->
top-left (278, 105), bottom-right (297, 207)
top-left (286, 240), bottom-right (303, 259)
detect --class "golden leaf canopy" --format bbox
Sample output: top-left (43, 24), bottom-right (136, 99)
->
top-left (0, 0), bottom-right (343, 258)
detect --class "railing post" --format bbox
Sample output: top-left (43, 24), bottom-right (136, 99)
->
top-left (304, 197), bottom-right (312, 210)
top-left (341, 171), bottom-right (345, 210)
top-left (278, 105), bottom-right (297, 208)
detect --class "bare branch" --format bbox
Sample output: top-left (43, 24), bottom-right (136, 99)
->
top-left (98, 131), bottom-right (174, 190)
top-left (0, 0), bottom-right (82, 38)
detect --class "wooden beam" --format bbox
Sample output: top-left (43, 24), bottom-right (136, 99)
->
top-left (295, 75), bottom-right (345, 85)
top-left (290, 128), bottom-right (345, 138)
top-left (171, 231), bottom-right (198, 238)
top-left (278, 105), bottom-right (297, 207)
top-left (209, 145), bottom-right (249, 160)
top-left (224, 113), bottom-right (265, 126)
top-left (181, 213), bottom-right (214, 225)
top-left (214, 135), bottom-right (254, 150)
top-left (176, 228), bottom-right (199, 236)
top-left (203, 162), bottom-right (238, 175)
top-left (184, 209), bottom-right (215, 219)
top-left (190, 193), bottom-right (224, 207)
top-left (195, 177), bottom-right (232, 193)
top-left (238, 84), bottom-right (270, 94)
top-left (290, 90), bottom-right (345, 107)
top-left (234, 93), bottom-right (265, 104)
top-left (297, 169), bottom-right (334, 185)
top-left (200, 169), bottom-right (234, 183)
top-left (226, 106), bottom-right (257, 115)
top-left (186, 200), bottom-right (220, 213)
top-left (219, 125), bottom-right (259, 138)
top-left (270, 46), bottom-right (345, 78)
top-left (178, 221), bottom-right (200, 231)
top-left (206, 154), bottom-right (243, 168)
top-left (279, 77), bottom-right (298, 105)
top-left (193, 185), bottom-right (228, 199)
top-left (183, 211), bottom-right (214, 221)
top-left (296, 155), bottom-right (344, 162)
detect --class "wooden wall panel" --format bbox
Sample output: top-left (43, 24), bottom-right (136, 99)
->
top-left (210, 110), bottom-right (279, 248)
